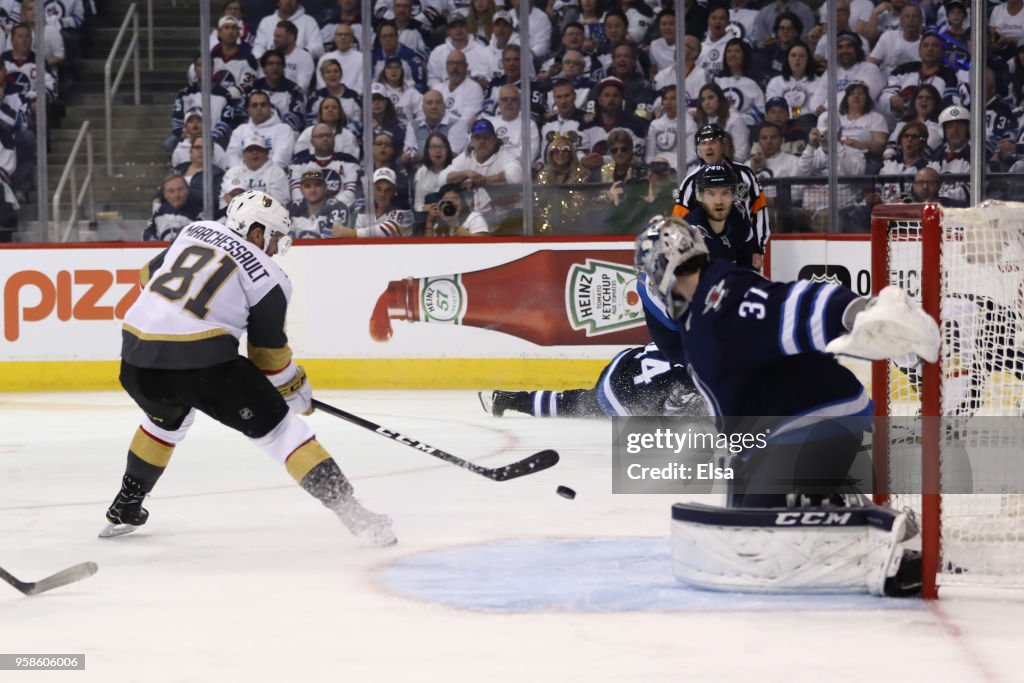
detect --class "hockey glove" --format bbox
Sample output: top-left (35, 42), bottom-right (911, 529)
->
top-left (274, 363), bottom-right (314, 415)
top-left (826, 287), bottom-right (940, 363)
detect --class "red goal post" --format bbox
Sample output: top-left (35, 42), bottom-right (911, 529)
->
top-left (870, 202), bottom-right (1024, 599)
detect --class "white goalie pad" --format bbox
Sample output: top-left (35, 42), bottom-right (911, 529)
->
top-left (671, 503), bottom-right (916, 595)
top-left (827, 286), bottom-right (940, 363)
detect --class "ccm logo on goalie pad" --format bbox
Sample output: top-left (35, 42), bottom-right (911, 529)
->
top-left (375, 426), bottom-right (439, 454)
top-left (775, 511), bottom-right (853, 526)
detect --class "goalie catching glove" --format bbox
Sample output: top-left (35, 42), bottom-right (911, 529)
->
top-left (269, 362), bottom-right (314, 415)
top-left (826, 286), bottom-right (940, 363)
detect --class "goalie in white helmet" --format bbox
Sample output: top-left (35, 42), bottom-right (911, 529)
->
top-left (635, 216), bottom-right (939, 596)
top-left (103, 190), bottom-right (397, 547)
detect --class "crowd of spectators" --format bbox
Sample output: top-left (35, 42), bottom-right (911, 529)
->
top-left (0, 0), bottom-right (91, 239)
top-left (148, 0), bottom-right (1024, 239)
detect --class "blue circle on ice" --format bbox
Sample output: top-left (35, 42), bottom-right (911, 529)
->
top-left (377, 538), bottom-right (923, 613)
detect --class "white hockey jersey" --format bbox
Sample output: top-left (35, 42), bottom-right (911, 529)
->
top-left (122, 221), bottom-right (292, 370)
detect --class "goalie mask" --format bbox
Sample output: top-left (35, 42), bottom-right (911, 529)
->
top-left (634, 216), bottom-right (709, 319)
top-left (225, 190), bottom-right (293, 256)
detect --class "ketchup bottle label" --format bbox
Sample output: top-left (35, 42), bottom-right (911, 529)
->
top-left (421, 275), bottom-right (466, 324)
top-left (566, 259), bottom-right (643, 336)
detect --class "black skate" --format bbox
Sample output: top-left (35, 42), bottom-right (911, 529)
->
top-left (98, 476), bottom-right (150, 538)
top-left (478, 390), bottom-right (522, 417)
top-left (884, 550), bottom-right (923, 597)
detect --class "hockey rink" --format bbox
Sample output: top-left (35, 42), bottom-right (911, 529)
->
top-left (1, 391), bottom-right (1022, 682)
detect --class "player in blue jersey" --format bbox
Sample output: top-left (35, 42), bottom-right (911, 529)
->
top-left (639, 164), bottom-right (761, 365)
top-left (639, 216), bottom-right (939, 596)
top-left (479, 343), bottom-right (706, 418)
top-left (682, 164), bottom-right (760, 269)
top-left (635, 216), bottom-right (939, 506)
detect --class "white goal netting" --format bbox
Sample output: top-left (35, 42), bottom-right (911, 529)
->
top-left (879, 201), bottom-right (1024, 588)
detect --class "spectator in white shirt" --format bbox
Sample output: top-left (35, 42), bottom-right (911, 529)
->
top-left (479, 84), bottom-right (540, 162)
top-left (749, 121), bottom-right (802, 206)
top-left (990, 0), bottom-right (1024, 63)
top-left (645, 84), bottom-right (697, 169)
top-left (273, 19), bottom-right (315, 94)
top-left (253, 0), bottom-right (323, 60)
top-left (653, 34), bottom-right (707, 112)
top-left (507, 0), bottom-right (552, 62)
top-left (438, 48), bottom-right (484, 120)
top-left (699, 5), bottom-right (733, 81)
top-left (426, 14), bottom-right (495, 90)
top-left (226, 90), bottom-right (297, 169)
top-left (694, 82), bottom-right (750, 163)
top-left (648, 9), bottom-right (677, 75)
top-left (868, 3), bottom-right (924, 80)
top-left (715, 38), bottom-right (767, 127)
top-left (765, 41), bottom-right (826, 122)
top-left (442, 117), bottom-right (523, 216)
top-left (220, 134), bottom-right (290, 210)
top-left (828, 32), bottom-right (885, 103)
top-left (857, 0), bottom-right (909, 44)
top-left (316, 23), bottom-right (363, 91)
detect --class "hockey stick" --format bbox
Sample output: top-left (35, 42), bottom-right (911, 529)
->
top-left (311, 399), bottom-right (559, 481)
top-left (0, 562), bottom-right (98, 596)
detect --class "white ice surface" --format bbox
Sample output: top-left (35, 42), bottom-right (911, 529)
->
top-left (0, 390), bottom-right (1021, 683)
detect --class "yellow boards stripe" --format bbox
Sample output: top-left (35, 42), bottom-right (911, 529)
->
top-left (285, 440), bottom-right (331, 483)
top-left (130, 427), bottom-right (175, 468)
top-left (0, 359), bottom-right (610, 391)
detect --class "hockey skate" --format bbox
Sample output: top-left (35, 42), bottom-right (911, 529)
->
top-left (98, 476), bottom-right (150, 538)
top-left (478, 390), bottom-right (520, 417)
top-left (332, 497), bottom-right (397, 547)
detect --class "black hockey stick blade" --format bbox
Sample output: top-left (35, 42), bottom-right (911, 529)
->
top-left (0, 561), bottom-right (98, 596)
top-left (311, 398), bottom-right (559, 481)
top-left (487, 449), bottom-right (560, 481)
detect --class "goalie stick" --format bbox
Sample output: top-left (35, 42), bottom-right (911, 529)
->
top-left (0, 562), bottom-right (98, 596)
top-left (310, 399), bottom-right (559, 481)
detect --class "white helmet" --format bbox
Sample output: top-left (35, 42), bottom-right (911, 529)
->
top-left (938, 105), bottom-right (969, 127)
top-left (634, 215), bottom-right (709, 318)
top-left (225, 190), bottom-right (293, 255)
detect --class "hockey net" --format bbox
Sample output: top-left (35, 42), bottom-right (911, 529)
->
top-left (871, 202), bottom-right (1024, 598)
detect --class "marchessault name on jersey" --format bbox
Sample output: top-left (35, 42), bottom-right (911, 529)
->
top-left (182, 223), bottom-right (271, 284)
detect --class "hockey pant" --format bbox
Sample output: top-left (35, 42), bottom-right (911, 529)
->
top-left (118, 357), bottom-right (333, 493)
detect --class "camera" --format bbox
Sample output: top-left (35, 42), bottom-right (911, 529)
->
top-left (649, 161), bottom-right (671, 175)
top-left (424, 191), bottom-right (441, 205)
top-left (439, 199), bottom-right (458, 217)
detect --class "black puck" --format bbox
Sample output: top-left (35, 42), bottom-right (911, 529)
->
top-left (556, 485), bottom-right (576, 500)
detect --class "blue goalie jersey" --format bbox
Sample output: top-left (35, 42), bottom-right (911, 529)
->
top-left (678, 259), bottom-right (872, 437)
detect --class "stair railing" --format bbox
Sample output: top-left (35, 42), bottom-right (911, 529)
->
top-left (104, 3), bottom-right (141, 175)
top-left (147, 0), bottom-right (154, 70)
top-left (51, 121), bottom-right (96, 242)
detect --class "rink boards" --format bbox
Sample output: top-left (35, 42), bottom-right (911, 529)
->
top-left (0, 235), bottom-right (871, 391)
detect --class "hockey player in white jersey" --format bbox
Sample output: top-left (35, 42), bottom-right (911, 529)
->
top-left (102, 190), bottom-right (396, 546)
